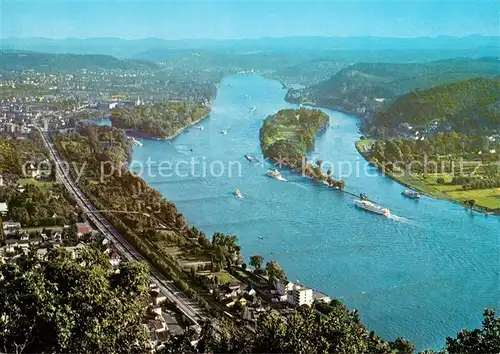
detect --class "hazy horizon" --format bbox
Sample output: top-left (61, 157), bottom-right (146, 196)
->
top-left (2, 34), bottom-right (499, 41)
top-left (1, 1), bottom-right (498, 39)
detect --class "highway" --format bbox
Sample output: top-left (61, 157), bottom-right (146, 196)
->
top-left (37, 127), bottom-right (205, 326)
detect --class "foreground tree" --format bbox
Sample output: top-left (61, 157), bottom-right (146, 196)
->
top-left (0, 247), bottom-right (150, 353)
top-left (265, 260), bottom-right (287, 280)
top-left (249, 254), bottom-right (264, 270)
top-left (444, 309), bottom-right (499, 354)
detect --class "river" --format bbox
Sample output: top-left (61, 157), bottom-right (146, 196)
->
top-left (125, 74), bottom-right (499, 350)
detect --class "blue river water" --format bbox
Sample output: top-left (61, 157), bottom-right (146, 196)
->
top-left (116, 74), bottom-right (498, 350)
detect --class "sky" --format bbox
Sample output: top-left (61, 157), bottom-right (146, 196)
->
top-left (1, 0), bottom-right (499, 39)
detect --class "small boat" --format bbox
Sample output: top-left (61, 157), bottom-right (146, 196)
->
top-left (359, 193), bottom-right (368, 201)
top-left (267, 168), bottom-right (287, 182)
top-left (234, 189), bottom-right (243, 199)
top-left (250, 106), bottom-right (256, 112)
top-left (198, 126), bottom-right (204, 131)
top-left (129, 137), bottom-right (143, 147)
top-left (258, 236), bottom-right (264, 240)
top-left (245, 154), bottom-right (254, 162)
top-left (221, 129), bottom-right (227, 135)
top-left (355, 199), bottom-right (390, 217)
top-left (402, 189), bottom-right (420, 199)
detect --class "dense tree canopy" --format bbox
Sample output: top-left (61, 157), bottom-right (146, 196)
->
top-left (0, 135), bottom-right (48, 176)
top-left (0, 247), bottom-right (150, 353)
top-left (161, 303), bottom-right (416, 354)
top-left (110, 102), bottom-right (210, 139)
top-left (372, 78), bottom-right (500, 134)
top-left (260, 108), bottom-right (329, 169)
top-left (285, 57), bottom-right (500, 121)
top-left (6, 183), bottom-right (72, 227)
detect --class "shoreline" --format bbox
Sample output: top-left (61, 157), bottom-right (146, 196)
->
top-left (163, 114), bottom-right (209, 141)
top-left (284, 98), bottom-right (498, 216)
top-left (354, 141), bottom-right (500, 216)
top-left (110, 106), bottom-right (212, 142)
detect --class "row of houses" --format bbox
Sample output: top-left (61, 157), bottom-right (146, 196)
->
top-left (143, 283), bottom-right (184, 351)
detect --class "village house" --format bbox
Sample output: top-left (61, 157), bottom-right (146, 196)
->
top-left (35, 242), bottom-right (87, 260)
top-left (64, 242), bottom-right (87, 258)
top-left (149, 288), bottom-right (167, 306)
top-left (75, 222), bottom-right (91, 237)
top-left (219, 281), bottom-right (246, 299)
top-left (2, 221), bottom-right (21, 236)
top-left (0, 202), bottom-right (7, 216)
top-left (109, 251), bottom-right (121, 267)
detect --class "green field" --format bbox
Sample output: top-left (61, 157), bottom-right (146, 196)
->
top-left (212, 271), bottom-right (237, 285)
top-left (18, 178), bottom-right (55, 189)
top-left (384, 171), bottom-right (500, 211)
top-left (447, 189), bottom-right (500, 210)
top-left (355, 140), bottom-right (500, 212)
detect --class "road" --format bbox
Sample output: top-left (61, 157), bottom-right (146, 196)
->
top-left (38, 127), bottom-right (205, 326)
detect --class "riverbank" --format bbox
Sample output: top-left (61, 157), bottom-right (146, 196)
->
top-left (355, 140), bottom-right (500, 215)
top-left (163, 113), bottom-right (209, 140)
top-left (129, 74), bottom-right (499, 350)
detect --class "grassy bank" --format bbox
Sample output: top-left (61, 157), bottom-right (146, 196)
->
top-left (355, 140), bottom-right (500, 214)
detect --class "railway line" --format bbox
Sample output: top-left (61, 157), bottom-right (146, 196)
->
top-left (38, 127), bottom-right (205, 326)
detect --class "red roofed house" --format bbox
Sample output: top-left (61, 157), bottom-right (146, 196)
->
top-left (75, 222), bottom-right (91, 237)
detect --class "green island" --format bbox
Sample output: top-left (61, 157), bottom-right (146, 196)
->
top-left (110, 102), bottom-right (211, 139)
top-left (260, 108), bottom-right (345, 189)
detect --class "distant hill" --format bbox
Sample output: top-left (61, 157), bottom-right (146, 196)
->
top-left (2, 35), bottom-right (499, 58)
top-left (371, 77), bottom-right (500, 134)
top-left (0, 51), bottom-right (158, 74)
top-left (285, 57), bottom-right (500, 117)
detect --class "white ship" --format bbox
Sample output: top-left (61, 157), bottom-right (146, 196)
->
top-left (355, 199), bottom-right (390, 217)
top-left (245, 154), bottom-right (255, 162)
top-left (267, 168), bottom-right (287, 182)
top-left (234, 189), bottom-right (243, 199)
top-left (402, 189), bottom-right (420, 199)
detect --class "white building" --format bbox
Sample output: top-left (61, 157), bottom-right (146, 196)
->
top-left (0, 202), bottom-right (7, 216)
top-left (292, 285), bottom-right (313, 307)
top-left (275, 279), bottom-right (314, 307)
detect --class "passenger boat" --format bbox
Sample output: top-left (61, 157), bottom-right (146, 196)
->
top-left (234, 189), bottom-right (243, 198)
top-left (245, 154), bottom-right (254, 162)
top-left (402, 189), bottom-right (420, 199)
top-left (354, 199), bottom-right (390, 217)
top-left (267, 168), bottom-right (287, 182)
